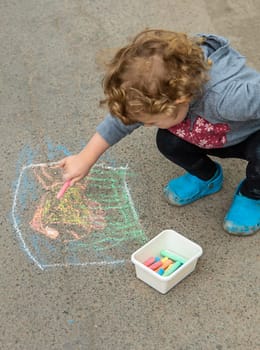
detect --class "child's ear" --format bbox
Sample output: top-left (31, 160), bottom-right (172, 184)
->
top-left (174, 97), bottom-right (190, 105)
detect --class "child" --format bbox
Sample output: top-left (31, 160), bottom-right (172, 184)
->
top-left (59, 29), bottom-right (260, 236)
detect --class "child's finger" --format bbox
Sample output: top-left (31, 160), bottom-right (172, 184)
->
top-left (67, 177), bottom-right (78, 186)
top-left (68, 175), bottom-right (83, 186)
top-left (50, 162), bottom-right (64, 169)
top-left (56, 158), bottom-right (66, 168)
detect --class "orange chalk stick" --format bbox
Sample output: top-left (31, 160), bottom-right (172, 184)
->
top-left (161, 259), bottom-right (174, 269)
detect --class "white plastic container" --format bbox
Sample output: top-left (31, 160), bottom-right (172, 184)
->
top-left (131, 229), bottom-right (203, 294)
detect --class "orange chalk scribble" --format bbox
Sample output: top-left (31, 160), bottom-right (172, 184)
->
top-left (30, 165), bottom-right (106, 242)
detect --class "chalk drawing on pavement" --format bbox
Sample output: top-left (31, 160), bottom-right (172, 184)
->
top-left (12, 160), bottom-right (147, 270)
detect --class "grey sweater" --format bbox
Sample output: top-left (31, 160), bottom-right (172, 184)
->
top-left (96, 34), bottom-right (260, 148)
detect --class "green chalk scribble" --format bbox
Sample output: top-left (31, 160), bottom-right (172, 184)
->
top-left (30, 163), bottom-right (147, 253)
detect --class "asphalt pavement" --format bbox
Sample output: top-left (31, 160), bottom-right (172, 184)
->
top-left (1, 1), bottom-right (259, 349)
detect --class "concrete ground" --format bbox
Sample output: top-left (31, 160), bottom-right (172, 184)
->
top-left (1, 0), bottom-right (259, 349)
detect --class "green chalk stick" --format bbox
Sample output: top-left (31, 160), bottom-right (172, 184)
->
top-left (163, 261), bottom-right (182, 276)
top-left (160, 249), bottom-right (187, 264)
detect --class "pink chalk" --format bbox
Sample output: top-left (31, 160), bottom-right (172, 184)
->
top-left (56, 180), bottom-right (71, 199)
top-left (149, 260), bottom-right (163, 271)
top-left (143, 257), bottom-right (155, 267)
top-left (143, 256), bottom-right (160, 267)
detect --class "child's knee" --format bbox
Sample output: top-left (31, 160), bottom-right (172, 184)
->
top-left (156, 129), bottom-right (183, 156)
top-left (245, 130), bottom-right (260, 160)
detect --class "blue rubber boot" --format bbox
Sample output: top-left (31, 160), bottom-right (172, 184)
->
top-left (164, 163), bottom-right (223, 206)
top-left (223, 183), bottom-right (260, 235)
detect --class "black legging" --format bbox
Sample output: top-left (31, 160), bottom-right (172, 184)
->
top-left (156, 129), bottom-right (260, 199)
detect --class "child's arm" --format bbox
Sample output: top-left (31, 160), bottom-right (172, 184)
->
top-left (59, 113), bottom-right (142, 185)
top-left (58, 132), bottom-right (110, 185)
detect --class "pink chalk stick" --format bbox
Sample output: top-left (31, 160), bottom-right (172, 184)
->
top-left (149, 260), bottom-right (163, 271)
top-left (56, 180), bottom-right (71, 199)
top-left (143, 257), bottom-right (155, 267)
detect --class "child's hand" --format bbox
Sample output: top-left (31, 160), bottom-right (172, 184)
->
top-left (58, 132), bottom-right (110, 186)
top-left (58, 153), bottom-right (91, 185)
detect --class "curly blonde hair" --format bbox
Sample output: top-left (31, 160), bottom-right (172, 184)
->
top-left (101, 29), bottom-right (211, 125)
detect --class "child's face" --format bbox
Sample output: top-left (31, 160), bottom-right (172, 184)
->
top-left (135, 103), bottom-right (189, 129)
